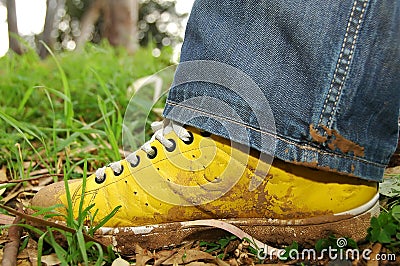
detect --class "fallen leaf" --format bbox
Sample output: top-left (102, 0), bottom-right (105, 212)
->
top-left (162, 249), bottom-right (216, 265)
top-left (228, 258), bottom-right (238, 266)
top-left (41, 254), bottom-right (61, 265)
top-left (25, 237), bottom-right (40, 265)
top-left (385, 166), bottom-right (400, 175)
top-left (0, 166), bottom-right (8, 196)
top-left (0, 214), bottom-right (15, 225)
top-left (16, 258), bottom-right (31, 266)
top-left (2, 188), bottom-right (23, 204)
top-left (38, 176), bottom-right (55, 187)
top-left (185, 262), bottom-right (218, 266)
top-left (23, 161), bottom-right (36, 170)
top-left (216, 258), bottom-right (230, 266)
top-left (112, 257), bottom-right (131, 266)
top-left (0, 239), bottom-right (9, 245)
top-left (28, 169), bottom-right (49, 177)
top-left (154, 250), bottom-right (177, 266)
top-left (0, 166), bottom-right (8, 182)
top-left (135, 244), bottom-right (154, 266)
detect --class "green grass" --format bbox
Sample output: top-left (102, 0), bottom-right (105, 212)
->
top-left (0, 42), bottom-right (173, 179)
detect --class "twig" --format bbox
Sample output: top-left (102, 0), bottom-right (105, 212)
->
top-left (1, 205), bottom-right (23, 266)
top-left (0, 174), bottom-right (64, 184)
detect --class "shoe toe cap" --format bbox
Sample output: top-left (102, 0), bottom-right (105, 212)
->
top-left (31, 179), bottom-right (80, 208)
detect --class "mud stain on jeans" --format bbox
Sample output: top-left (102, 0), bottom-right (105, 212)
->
top-left (309, 124), bottom-right (365, 157)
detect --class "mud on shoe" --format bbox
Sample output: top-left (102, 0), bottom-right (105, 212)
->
top-left (31, 119), bottom-right (379, 254)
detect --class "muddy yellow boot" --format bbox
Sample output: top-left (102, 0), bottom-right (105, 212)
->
top-left (31, 119), bottom-right (378, 253)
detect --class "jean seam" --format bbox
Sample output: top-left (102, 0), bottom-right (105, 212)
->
top-left (166, 100), bottom-right (385, 168)
top-left (318, 0), bottom-right (369, 130)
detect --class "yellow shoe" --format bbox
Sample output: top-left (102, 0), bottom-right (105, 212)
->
top-left (31, 119), bottom-right (379, 253)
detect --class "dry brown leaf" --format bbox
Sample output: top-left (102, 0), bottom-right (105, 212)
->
top-left (254, 264), bottom-right (289, 266)
top-left (0, 166), bottom-right (8, 182)
top-left (216, 258), bottom-right (230, 266)
top-left (1, 189), bottom-right (23, 205)
top-left (0, 214), bottom-right (15, 225)
top-left (38, 176), bottom-right (55, 187)
top-left (135, 244), bottom-right (154, 266)
top-left (162, 249), bottom-right (216, 265)
top-left (384, 166), bottom-right (400, 175)
top-left (0, 166), bottom-right (8, 197)
top-left (23, 161), bottom-right (36, 170)
top-left (16, 259), bottom-right (31, 266)
top-left (111, 257), bottom-right (131, 266)
top-left (0, 188), bottom-right (6, 198)
top-left (16, 193), bottom-right (35, 207)
top-left (73, 165), bottom-right (83, 174)
top-left (185, 262), bottom-right (218, 266)
top-left (228, 258), bottom-right (239, 266)
top-left (40, 254), bottom-right (61, 265)
top-left (154, 250), bottom-right (178, 266)
top-left (16, 249), bottom-right (29, 260)
top-left (25, 238), bottom-right (39, 266)
top-left (0, 240), bottom-right (9, 245)
top-left (28, 169), bottom-right (49, 177)
top-left (56, 157), bottom-right (63, 174)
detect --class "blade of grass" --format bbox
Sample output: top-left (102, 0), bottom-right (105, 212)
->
top-left (78, 160), bottom-right (88, 217)
top-left (0, 109), bottom-right (52, 175)
top-left (90, 205), bottom-right (121, 234)
top-left (86, 242), bottom-right (104, 266)
top-left (91, 68), bottom-right (123, 143)
top-left (97, 96), bottom-right (120, 160)
top-left (0, 110), bottom-right (40, 140)
top-left (76, 228), bottom-right (89, 265)
top-left (17, 86), bottom-right (35, 114)
top-left (37, 231), bottom-right (48, 266)
top-left (30, 204), bottom-right (65, 217)
top-left (54, 112), bottom-right (116, 153)
top-left (40, 41), bottom-right (74, 134)
top-left (47, 228), bottom-right (69, 266)
top-left (63, 169), bottom-right (75, 227)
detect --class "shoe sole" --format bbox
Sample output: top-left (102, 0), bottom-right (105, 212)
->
top-left (94, 198), bottom-right (379, 254)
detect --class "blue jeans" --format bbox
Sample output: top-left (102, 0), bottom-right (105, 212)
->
top-left (163, 0), bottom-right (400, 182)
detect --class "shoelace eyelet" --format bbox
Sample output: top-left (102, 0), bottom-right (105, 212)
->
top-left (165, 139), bottom-right (176, 152)
top-left (147, 146), bottom-right (158, 159)
top-left (113, 165), bottom-right (124, 176)
top-left (182, 131), bottom-right (194, 145)
top-left (95, 174), bottom-right (106, 184)
top-left (130, 155), bottom-right (140, 167)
